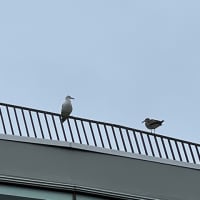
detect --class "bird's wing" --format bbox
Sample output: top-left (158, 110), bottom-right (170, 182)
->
top-left (148, 120), bottom-right (160, 125)
top-left (61, 104), bottom-right (65, 113)
top-left (61, 103), bottom-right (69, 123)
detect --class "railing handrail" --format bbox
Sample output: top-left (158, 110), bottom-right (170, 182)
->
top-left (0, 102), bottom-right (199, 148)
top-left (0, 102), bottom-right (200, 165)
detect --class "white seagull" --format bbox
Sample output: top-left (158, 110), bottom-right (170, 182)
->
top-left (142, 118), bottom-right (164, 133)
top-left (61, 95), bottom-right (74, 122)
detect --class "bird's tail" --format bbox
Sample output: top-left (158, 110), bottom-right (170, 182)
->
top-left (60, 115), bottom-right (67, 123)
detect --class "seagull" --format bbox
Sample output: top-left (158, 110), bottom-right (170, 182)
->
top-left (142, 118), bottom-right (164, 133)
top-left (61, 95), bottom-right (74, 122)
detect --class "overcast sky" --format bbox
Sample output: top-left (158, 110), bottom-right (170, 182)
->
top-left (0, 0), bottom-right (200, 143)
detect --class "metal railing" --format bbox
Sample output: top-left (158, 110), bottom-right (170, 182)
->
top-left (0, 102), bottom-right (200, 165)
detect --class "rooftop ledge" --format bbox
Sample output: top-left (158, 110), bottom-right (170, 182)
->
top-left (0, 133), bottom-right (199, 171)
top-left (0, 102), bottom-right (200, 167)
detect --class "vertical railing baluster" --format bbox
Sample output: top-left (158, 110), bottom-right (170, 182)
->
top-left (104, 125), bottom-right (112, 149)
top-left (44, 113), bottom-right (52, 140)
top-left (111, 126), bottom-right (119, 150)
top-left (6, 106), bottom-right (14, 135)
top-left (126, 129), bottom-right (134, 153)
top-left (97, 123), bottom-right (104, 148)
top-left (182, 143), bottom-right (189, 163)
top-left (175, 141), bottom-right (182, 161)
top-left (74, 119), bottom-right (82, 144)
top-left (36, 112), bottom-right (44, 139)
top-left (29, 111), bottom-right (37, 138)
top-left (168, 139), bottom-right (176, 160)
top-left (161, 137), bottom-right (169, 159)
top-left (0, 107), bottom-right (7, 134)
top-left (195, 145), bottom-right (200, 162)
top-left (154, 135), bottom-right (162, 158)
top-left (81, 120), bottom-right (89, 145)
top-left (52, 115), bottom-right (59, 140)
top-left (133, 131), bottom-right (141, 154)
top-left (60, 121), bottom-right (67, 141)
top-left (89, 122), bottom-right (97, 146)
top-left (21, 109), bottom-right (29, 137)
top-left (140, 133), bottom-right (148, 155)
top-left (119, 128), bottom-right (127, 152)
top-left (147, 134), bottom-right (155, 156)
top-left (67, 118), bottom-right (74, 142)
top-left (13, 108), bottom-right (22, 136)
top-left (188, 144), bottom-right (196, 164)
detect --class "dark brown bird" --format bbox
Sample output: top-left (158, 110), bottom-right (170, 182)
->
top-left (142, 118), bottom-right (164, 133)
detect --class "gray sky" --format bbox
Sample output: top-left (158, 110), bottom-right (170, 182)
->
top-left (0, 0), bottom-right (200, 143)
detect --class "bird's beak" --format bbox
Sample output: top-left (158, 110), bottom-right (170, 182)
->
top-left (142, 120), bottom-right (145, 123)
top-left (70, 97), bottom-right (75, 100)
